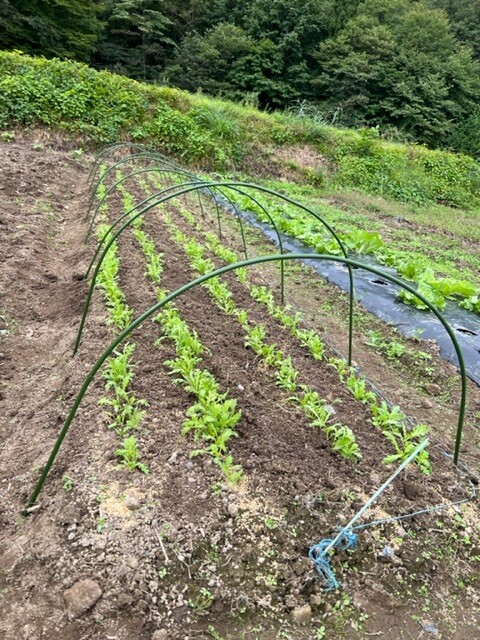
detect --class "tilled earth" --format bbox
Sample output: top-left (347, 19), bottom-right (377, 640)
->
top-left (0, 138), bottom-right (479, 640)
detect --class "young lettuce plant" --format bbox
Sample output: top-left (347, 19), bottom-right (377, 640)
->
top-left (244, 324), bottom-right (267, 354)
top-left (115, 435), bottom-right (149, 474)
top-left (371, 402), bottom-right (431, 473)
top-left (293, 385), bottom-right (361, 460)
top-left (276, 356), bottom-right (298, 393)
top-left (382, 423), bottom-right (431, 474)
top-left (345, 373), bottom-right (376, 405)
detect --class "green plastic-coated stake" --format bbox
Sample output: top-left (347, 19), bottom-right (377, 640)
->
top-left (26, 254), bottom-right (467, 514)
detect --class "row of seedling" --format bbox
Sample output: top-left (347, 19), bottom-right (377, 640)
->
top-left (95, 179), bottom-right (133, 330)
top-left (330, 358), bottom-right (431, 474)
top-left (170, 192), bottom-right (432, 472)
top-left (248, 281), bottom-right (430, 472)
top-left (100, 344), bottom-right (149, 473)
top-left (93, 173), bottom-right (149, 473)
top-left (114, 176), bottom-right (244, 482)
top-left (115, 171), bottom-right (164, 286)
top-left (150, 184), bottom-right (431, 472)
top-left (147, 175), bottom-right (326, 364)
top-left (155, 303), bottom-right (243, 483)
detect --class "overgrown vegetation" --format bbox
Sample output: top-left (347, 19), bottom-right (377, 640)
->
top-left (3, 1), bottom-right (480, 155)
top-left (1, 51), bottom-right (480, 214)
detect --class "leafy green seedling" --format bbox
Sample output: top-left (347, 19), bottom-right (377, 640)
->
top-left (115, 436), bottom-right (149, 473)
top-left (62, 475), bottom-right (74, 491)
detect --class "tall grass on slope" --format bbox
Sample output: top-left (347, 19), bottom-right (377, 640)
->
top-left (1, 51), bottom-right (479, 208)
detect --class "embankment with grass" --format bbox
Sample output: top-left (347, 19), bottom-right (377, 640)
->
top-left (1, 50), bottom-right (480, 212)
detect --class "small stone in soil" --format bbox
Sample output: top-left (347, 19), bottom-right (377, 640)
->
top-left (0, 547), bottom-right (20, 572)
top-left (310, 594), bottom-right (322, 609)
top-left (285, 595), bottom-right (297, 609)
top-left (293, 557), bottom-right (311, 576)
top-left (290, 604), bottom-right (312, 625)
top-left (126, 555), bottom-right (139, 570)
top-left (227, 502), bottom-right (239, 518)
top-left (63, 579), bottom-right (102, 617)
top-left (152, 630), bottom-right (169, 640)
top-left (124, 493), bottom-right (141, 510)
top-left (424, 383), bottom-right (441, 396)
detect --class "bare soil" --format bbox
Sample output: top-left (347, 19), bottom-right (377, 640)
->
top-left (0, 138), bottom-right (479, 640)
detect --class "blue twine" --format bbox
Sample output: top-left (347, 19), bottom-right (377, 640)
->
top-left (309, 460), bottom-right (476, 591)
top-left (309, 530), bottom-right (358, 590)
top-left (309, 440), bottom-right (430, 590)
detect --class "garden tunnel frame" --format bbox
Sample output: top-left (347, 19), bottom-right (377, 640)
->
top-left (86, 144), bottom-right (355, 341)
top-left (79, 164), bottom-right (355, 363)
top-left (87, 145), bottom-right (353, 269)
top-left (86, 151), bottom-right (268, 277)
top-left (26, 254), bottom-right (467, 513)
top-left (82, 174), bottom-right (283, 328)
top-left (86, 156), bottom-right (219, 237)
top-left (85, 168), bottom-right (253, 269)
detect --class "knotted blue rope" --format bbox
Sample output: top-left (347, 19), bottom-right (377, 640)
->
top-left (309, 530), bottom-right (358, 590)
top-left (309, 440), bottom-right (429, 590)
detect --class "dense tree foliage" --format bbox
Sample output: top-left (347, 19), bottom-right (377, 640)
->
top-left (0, 0), bottom-right (103, 61)
top-left (95, 0), bottom-right (174, 80)
top-left (1, 0), bottom-right (479, 154)
top-left (314, 1), bottom-right (480, 145)
top-left (430, 0), bottom-right (480, 60)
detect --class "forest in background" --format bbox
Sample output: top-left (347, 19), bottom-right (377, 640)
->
top-left (1, 0), bottom-right (480, 156)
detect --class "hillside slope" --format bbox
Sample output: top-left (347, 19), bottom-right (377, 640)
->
top-left (1, 51), bottom-right (480, 210)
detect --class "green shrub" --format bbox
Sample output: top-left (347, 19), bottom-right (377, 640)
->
top-left (146, 103), bottom-right (226, 167)
top-left (0, 52), bottom-right (149, 141)
top-left (328, 128), bottom-right (480, 208)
